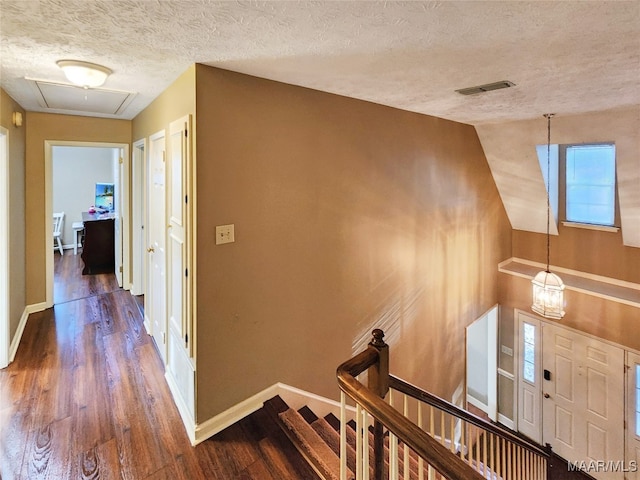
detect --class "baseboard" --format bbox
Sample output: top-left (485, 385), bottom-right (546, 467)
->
top-left (9, 302), bottom-right (47, 363)
top-left (165, 371), bottom-right (196, 444)
top-left (192, 383), bottom-right (355, 446)
top-left (143, 313), bottom-right (151, 336)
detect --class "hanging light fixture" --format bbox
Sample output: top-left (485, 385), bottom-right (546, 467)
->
top-left (531, 113), bottom-right (565, 319)
top-left (56, 60), bottom-right (112, 88)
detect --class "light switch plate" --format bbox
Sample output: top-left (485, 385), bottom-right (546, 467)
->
top-left (215, 224), bottom-right (235, 245)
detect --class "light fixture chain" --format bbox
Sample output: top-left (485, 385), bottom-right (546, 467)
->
top-left (544, 113), bottom-right (554, 273)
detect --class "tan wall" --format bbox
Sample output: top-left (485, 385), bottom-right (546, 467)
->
top-left (25, 113), bottom-right (131, 304)
top-left (513, 228), bottom-right (640, 284)
top-left (1, 89), bottom-right (27, 340)
top-left (194, 65), bottom-right (511, 421)
top-left (499, 273), bottom-right (640, 353)
top-left (131, 65), bottom-right (195, 141)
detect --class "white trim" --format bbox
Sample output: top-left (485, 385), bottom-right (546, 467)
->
top-left (7, 302), bottom-right (47, 364)
top-left (165, 370), bottom-right (197, 444)
top-left (192, 383), bottom-right (355, 446)
top-left (0, 127), bottom-right (8, 369)
top-left (499, 256), bottom-right (640, 308)
top-left (497, 368), bottom-right (515, 380)
top-left (193, 384), bottom-right (280, 446)
top-left (497, 413), bottom-right (515, 430)
top-left (561, 221), bottom-right (619, 233)
top-left (131, 138), bottom-right (146, 296)
top-left (45, 141), bottom-right (131, 308)
top-left (466, 394), bottom-right (490, 413)
top-left (8, 307), bottom-right (29, 363)
top-left (500, 257), bottom-right (640, 291)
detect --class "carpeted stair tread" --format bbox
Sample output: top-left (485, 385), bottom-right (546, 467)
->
top-left (278, 407), bottom-right (354, 480)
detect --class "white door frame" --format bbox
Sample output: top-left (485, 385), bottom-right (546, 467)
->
top-left (626, 350), bottom-right (640, 480)
top-left (131, 139), bottom-right (146, 296)
top-left (45, 141), bottom-right (131, 307)
top-left (0, 127), bottom-right (9, 369)
top-left (466, 304), bottom-right (498, 421)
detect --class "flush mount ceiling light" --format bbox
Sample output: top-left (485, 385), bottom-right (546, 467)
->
top-left (532, 113), bottom-right (565, 320)
top-left (56, 60), bottom-right (112, 88)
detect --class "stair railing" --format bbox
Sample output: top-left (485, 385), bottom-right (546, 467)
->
top-left (337, 329), bottom-right (549, 480)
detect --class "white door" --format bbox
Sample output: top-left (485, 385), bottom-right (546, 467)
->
top-left (165, 116), bottom-right (194, 420)
top-left (542, 323), bottom-right (624, 480)
top-left (517, 312), bottom-right (542, 444)
top-left (147, 131), bottom-right (167, 363)
top-left (627, 352), bottom-right (640, 480)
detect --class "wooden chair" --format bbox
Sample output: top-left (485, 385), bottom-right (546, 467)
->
top-left (53, 212), bottom-right (65, 256)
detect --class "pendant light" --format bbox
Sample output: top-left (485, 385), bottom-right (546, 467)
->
top-left (531, 113), bottom-right (565, 319)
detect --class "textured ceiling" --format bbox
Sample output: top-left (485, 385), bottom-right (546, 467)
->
top-left (1, 0), bottom-right (639, 124)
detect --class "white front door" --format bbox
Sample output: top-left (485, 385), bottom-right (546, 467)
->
top-left (627, 352), bottom-right (640, 480)
top-left (542, 323), bottom-right (624, 480)
top-left (517, 312), bottom-right (542, 444)
top-left (147, 131), bottom-right (167, 363)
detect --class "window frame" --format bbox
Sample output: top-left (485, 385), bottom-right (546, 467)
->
top-left (558, 142), bottom-right (620, 231)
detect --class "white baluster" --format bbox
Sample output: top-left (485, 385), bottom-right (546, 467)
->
top-left (340, 392), bottom-right (348, 480)
top-left (356, 403), bottom-right (363, 480)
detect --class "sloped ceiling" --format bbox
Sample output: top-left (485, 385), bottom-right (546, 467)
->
top-left (0, 1), bottom-right (639, 244)
top-left (477, 108), bottom-right (640, 247)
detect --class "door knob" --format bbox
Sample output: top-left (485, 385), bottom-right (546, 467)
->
top-left (147, 246), bottom-right (155, 253)
top-left (543, 393), bottom-right (550, 399)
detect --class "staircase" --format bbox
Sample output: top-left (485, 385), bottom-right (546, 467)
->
top-left (256, 394), bottom-right (593, 480)
top-left (209, 328), bottom-right (594, 480)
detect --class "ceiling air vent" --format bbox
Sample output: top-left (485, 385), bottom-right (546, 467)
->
top-left (455, 80), bottom-right (515, 96)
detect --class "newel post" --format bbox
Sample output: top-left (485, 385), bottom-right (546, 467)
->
top-left (368, 329), bottom-right (389, 480)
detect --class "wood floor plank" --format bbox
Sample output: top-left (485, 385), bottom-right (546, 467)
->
top-left (1, 249), bottom-right (318, 480)
top-left (21, 417), bottom-right (74, 480)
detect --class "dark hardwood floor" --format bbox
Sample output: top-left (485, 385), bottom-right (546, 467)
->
top-left (0, 252), bottom-right (317, 479)
top-left (53, 248), bottom-right (121, 305)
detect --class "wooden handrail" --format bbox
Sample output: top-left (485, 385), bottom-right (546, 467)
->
top-left (337, 347), bottom-right (486, 480)
top-left (389, 375), bottom-right (549, 458)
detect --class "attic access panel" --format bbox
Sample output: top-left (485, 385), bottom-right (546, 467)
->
top-left (30, 79), bottom-right (135, 115)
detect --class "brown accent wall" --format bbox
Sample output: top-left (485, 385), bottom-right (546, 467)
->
top-left (194, 65), bottom-right (511, 421)
top-left (513, 228), bottom-right (640, 284)
top-left (25, 113), bottom-right (131, 304)
top-left (0, 89), bottom-right (26, 340)
top-left (499, 273), bottom-right (640, 353)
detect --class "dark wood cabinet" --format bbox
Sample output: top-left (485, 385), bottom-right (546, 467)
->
top-left (80, 211), bottom-right (115, 275)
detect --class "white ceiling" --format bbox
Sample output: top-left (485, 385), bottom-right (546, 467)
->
top-left (1, 0), bottom-right (639, 124)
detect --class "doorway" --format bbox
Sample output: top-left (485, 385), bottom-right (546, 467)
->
top-left (516, 311), bottom-right (626, 480)
top-left (45, 141), bottom-right (130, 307)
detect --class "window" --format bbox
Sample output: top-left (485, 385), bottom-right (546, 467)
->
top-left (523, 322), bottom-right (536, 383)
top-left (565, 144), bottom-right (616, 226)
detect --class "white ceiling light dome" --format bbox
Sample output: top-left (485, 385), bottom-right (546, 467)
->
top-left (56, 60), bottom-right (112, 88)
